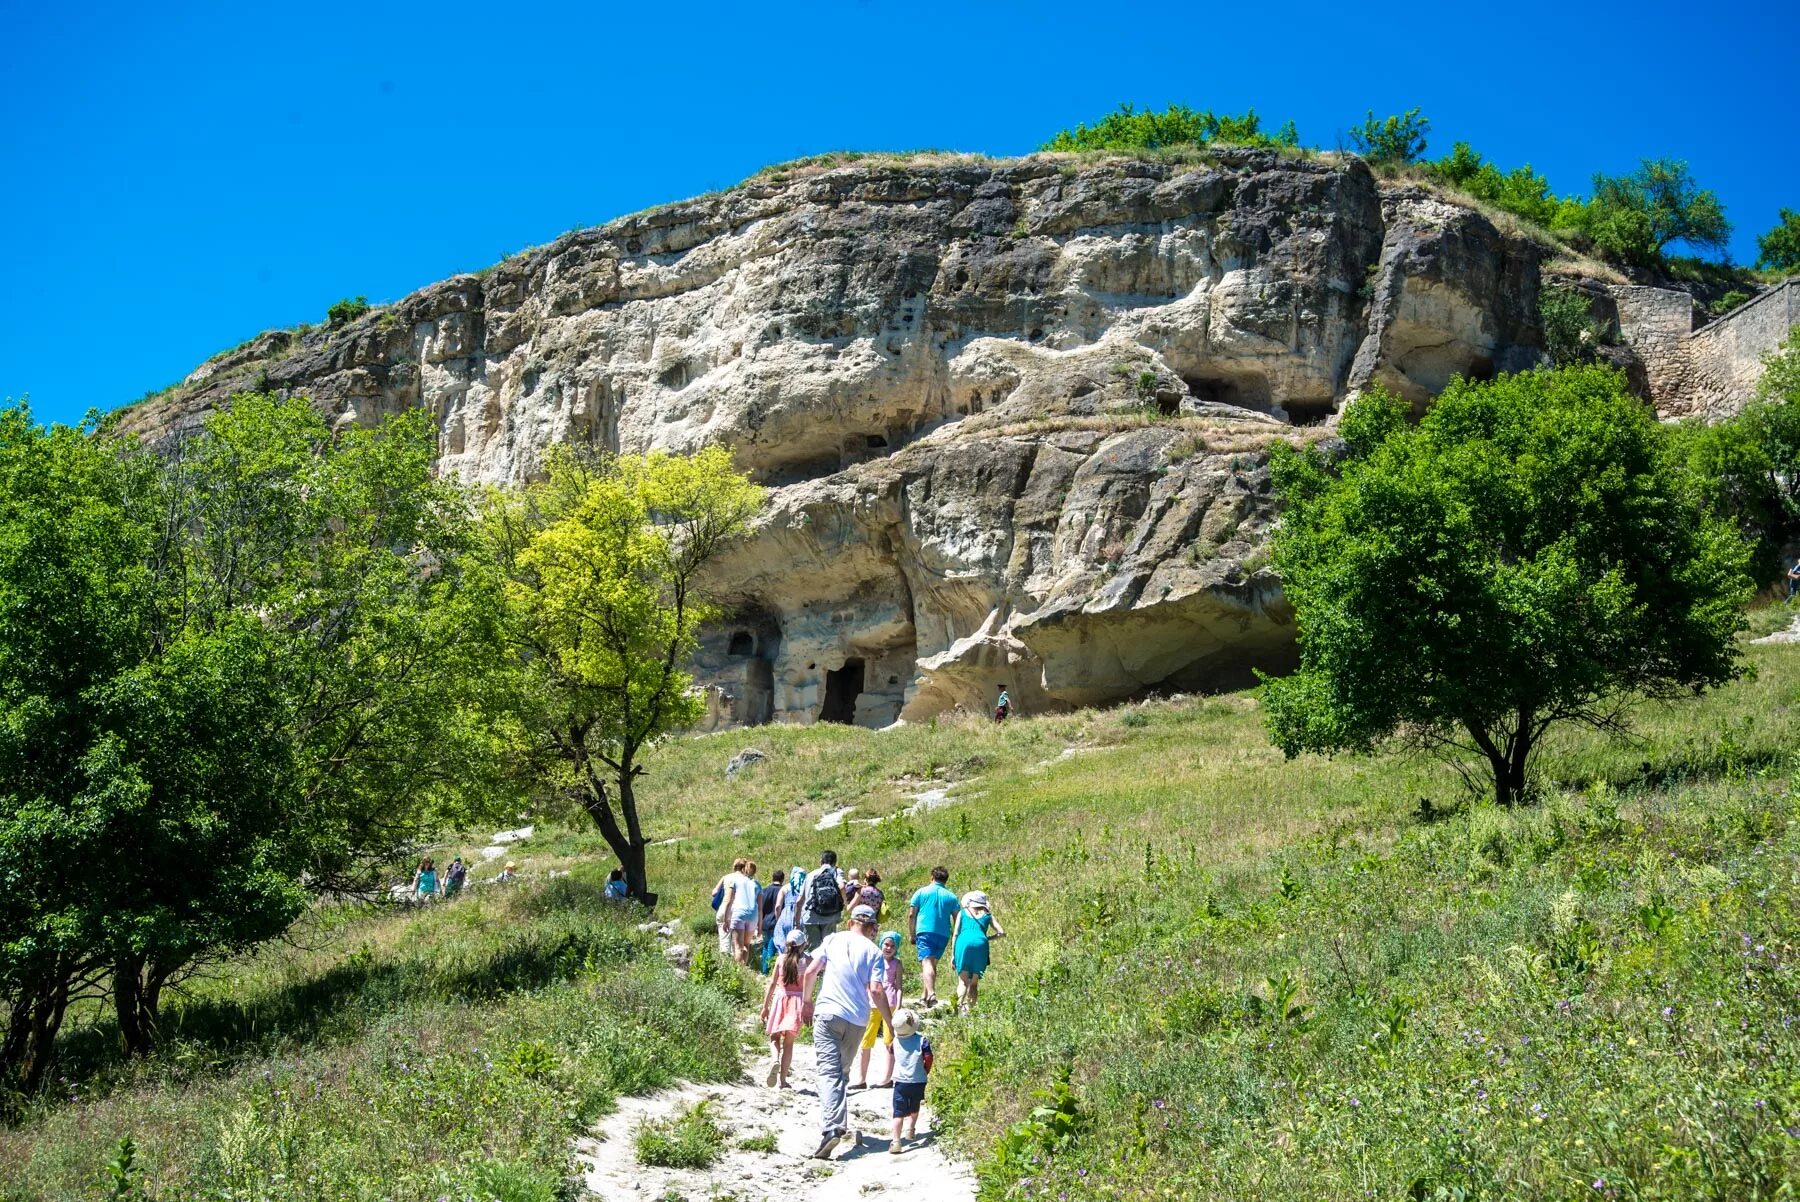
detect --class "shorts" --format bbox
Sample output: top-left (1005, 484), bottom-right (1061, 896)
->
top-left (861, 1009), bottom-right (893, 1050)
top-left (893, 1081), bottom-right (926, 1118)
top-left (730, 917), bottom-right (757, 933)
top-left (916, 931), bottom-right (948, 961)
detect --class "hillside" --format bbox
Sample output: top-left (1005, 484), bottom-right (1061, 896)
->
top-left (6, 612), bottom-right (1797, 1199)
top-left (105, 148), bottom-right (1799, 736)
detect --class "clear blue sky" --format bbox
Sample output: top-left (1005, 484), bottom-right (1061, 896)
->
top-left (4, 0), bottom-right (1796, 426)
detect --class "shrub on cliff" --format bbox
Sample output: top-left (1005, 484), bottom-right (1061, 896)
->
top-left (1348, 108), bottom-right (1429, 165)
top-left (325, 295), bottom-right (370, 327)
top-left (1042, 103), bottom-right (1298, 153)
top-left (1756, 208), bottom-right (1800, 272)
top-left (1261, 367), bottom-right (1752, 805)
top-left (1579, 159), bottom-right (1732, 268)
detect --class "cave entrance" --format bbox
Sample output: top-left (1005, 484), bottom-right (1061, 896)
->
top-left (819, 658), bottom-right (866, 725)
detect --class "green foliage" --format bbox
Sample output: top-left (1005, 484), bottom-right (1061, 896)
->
top-left (325, 295), bottom-right (370, 327)
top-left (1537, 284), bottom-right (1603, 367)
top-left (1754, 208), bottom-right (1800, 272)
top-left (485, 448), bottom-right (763, 898)
top-left (737, 1128), bottom-right (778, 1153)
top-left (1709, 289), bottom-right (1753, 316)
top-left (633, 1099), bottom-right (725, 1169)
top-left (1428, 142), bottom-right (1582, 232)
top-left (1043, 103), bottom-right (1298, 153)
top-left (0, 395), bottom-right (514, 1090)
top-left (1582, 160), bottom-right (1731, 267)
top-left (1261, 369), bottom-right (1752, 805)
top-left (1348, 108), bottom-right (1429, 165)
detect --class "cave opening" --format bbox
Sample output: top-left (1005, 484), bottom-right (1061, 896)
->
top-left (819, 658), bottom-right (866, 725)
top-left (727, 630), bottom-right (755, 656)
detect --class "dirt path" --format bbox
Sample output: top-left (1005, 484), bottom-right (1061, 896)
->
top-left (577, 1032), bottom-right (977, 1201)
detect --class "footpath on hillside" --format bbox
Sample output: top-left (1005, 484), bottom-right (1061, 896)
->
top-left (577, 1031), bottom-right (977, 1201)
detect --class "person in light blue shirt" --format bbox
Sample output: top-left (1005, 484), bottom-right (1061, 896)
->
top-left (906, 866), bottom-right (960, 1008)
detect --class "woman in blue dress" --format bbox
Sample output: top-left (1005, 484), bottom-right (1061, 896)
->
top-left (951, 890), bottom-right (1004, 1012)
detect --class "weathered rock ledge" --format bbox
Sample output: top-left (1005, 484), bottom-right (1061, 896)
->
top-left (116, 150), bottom-right (1795, 727)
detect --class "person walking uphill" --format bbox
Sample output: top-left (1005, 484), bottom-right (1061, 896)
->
top-left (952, 890), bottom-right (1004, 1013)
top-left (800, 849), bottom-right (846, 951)
top-left (802, 904), bottom-right (894, 1160)
top-left (907, 866), bottom-right (959, 1008)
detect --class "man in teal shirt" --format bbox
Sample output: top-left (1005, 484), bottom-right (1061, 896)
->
top-left (907, 866), bottom-right (961, 1008)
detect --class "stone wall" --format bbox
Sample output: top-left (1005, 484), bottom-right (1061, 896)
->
top-left (1612, 278), bottom-right (1799, 420)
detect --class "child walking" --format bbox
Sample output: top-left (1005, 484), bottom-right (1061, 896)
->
top-left (889, 1008), bottom-right (932, 1153)
top-left (759, 929), bottom-right (808, 1089)
top-left (853, 931), bottom-right (904, 1088)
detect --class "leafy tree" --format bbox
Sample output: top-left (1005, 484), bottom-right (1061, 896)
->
top-left (1044, 103), bottom-right (1298, 153)
top-left (0, 394), bottom-right (511, 1085)
top-left (1348, 109), bottom-right (1429, 165)
top-left (326, 295), bottom-right (370, 327)
top-left (1261, 368), bottom-right (1751, 805)
top-left (486, 448), bottom-right (763, 901)
top-left (1581, 160), bottom-right (1731, 267)
top-left (1755, 209), bottom-right (1800, 272)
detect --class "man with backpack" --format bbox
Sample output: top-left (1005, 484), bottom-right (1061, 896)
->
top-left (801, 849), bottom-right (846, 951)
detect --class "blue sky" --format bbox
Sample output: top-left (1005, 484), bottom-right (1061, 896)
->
top-left (3, 0), bottom-right (1796, 426)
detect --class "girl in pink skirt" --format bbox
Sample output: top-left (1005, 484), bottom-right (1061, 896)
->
top-left (760, 929), bottom-right (809, 1088)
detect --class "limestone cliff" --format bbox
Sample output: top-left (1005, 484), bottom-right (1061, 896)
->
top-left (117, 149), bottom-right (1790, 728)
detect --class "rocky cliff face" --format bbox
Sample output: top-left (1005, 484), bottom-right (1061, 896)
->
top-left (123, 149), bottom-right (1685, 727)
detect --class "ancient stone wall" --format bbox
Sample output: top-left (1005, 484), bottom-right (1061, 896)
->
top-left (1611, 278), bottom-right (1799, 420)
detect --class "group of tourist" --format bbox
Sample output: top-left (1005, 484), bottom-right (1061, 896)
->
top-left (716, 850), bottom-right (1004, 1159)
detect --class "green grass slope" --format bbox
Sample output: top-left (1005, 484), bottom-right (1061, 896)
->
top-left (5, 621), bottom-right (1798, 1200)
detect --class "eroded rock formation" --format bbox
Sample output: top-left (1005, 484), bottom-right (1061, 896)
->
top-left (124, 149), bottom-right (1786, 728)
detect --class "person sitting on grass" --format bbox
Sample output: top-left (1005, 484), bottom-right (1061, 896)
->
top-left (952, 890), bottom-right (1004, 1012)
top-left (853, 931), bottom-right (904, 1089)
top-left (760, 929), bottom-right (809, 1090)
top-left (888, 1007), bottom-right (933, 1155)
top-left (907, 866), bottom-right (959, 1008)
top-left (604, 867), bottom-right (628, 899)
top-left (411, 856), bottom-right (438, 902)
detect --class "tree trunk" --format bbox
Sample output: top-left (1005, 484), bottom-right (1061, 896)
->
top-left (0, 969), bottom-right (73, 1097)
top-left (580, 771), bottom-right (654, 909)
top-left (614, 769), bottom-right (654, 907)
top-left (112, 955), bottom-right (170, 1058)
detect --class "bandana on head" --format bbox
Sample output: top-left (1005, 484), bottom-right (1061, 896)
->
top-left (881, 930), bottom-right (902, 950)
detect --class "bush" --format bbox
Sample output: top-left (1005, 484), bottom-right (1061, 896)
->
top-left (1755, 208), bottom-right (1800, 273)
top-left (326, 295), bottom-right (370, 327)
top-left (1710, 289), bottom-right (1753, 317)
top-left (1347, 108), bottom-right (1428, 165)
top-left (1428, 142), bottom-right (1582, 232)
top-left (633, 1099), bottom-right (725, 1169)
top-left (1043, 103), bottom-right (1298, 153)
top-left (1537, 284), bottom-right (1602, 366)
top-left (1580, 160), bottom-right (1731, 268)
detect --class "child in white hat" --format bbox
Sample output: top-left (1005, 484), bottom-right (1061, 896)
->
top-left (888, 1008), bottom-right (932, 1153)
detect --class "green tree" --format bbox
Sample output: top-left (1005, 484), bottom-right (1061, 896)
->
top-left (326, 295), bottom-right (370, 327)
top-left (1537, 284), bottom-right (1602, 367)
top-left (486, 447), bottom-right (763, 901)
top-left (1755, 208), bottom-right (1800, 272)
top-left (0, 394), bottom-right (511, 1084)
top-left (1261, 368), bottom-right (1751, 805)
top-left (1043, 103), bottom-right (1297, 153)
top-left (1582, 159), bottom-right (1731, 267)
top-left (1348, 109), bottom-right (1429, 165)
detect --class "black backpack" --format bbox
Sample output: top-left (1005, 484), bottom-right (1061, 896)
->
top-left (809, 866), bottom-right (844, 918)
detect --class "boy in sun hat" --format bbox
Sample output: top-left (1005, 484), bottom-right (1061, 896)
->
top-left (888, 1007), bottom-right (933, 1153)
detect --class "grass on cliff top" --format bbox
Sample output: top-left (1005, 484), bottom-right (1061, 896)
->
top-left (11, 610), bottom-right (1798, 1201)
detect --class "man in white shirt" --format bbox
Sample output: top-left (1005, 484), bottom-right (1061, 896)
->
top-left (802, 903), bottom-right (893, 1158)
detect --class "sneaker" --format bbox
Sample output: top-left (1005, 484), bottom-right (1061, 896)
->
top-left (811, 1131), bottom-right (843, 1160)
top-left (889, 1139), bottom-right (903, 1155)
